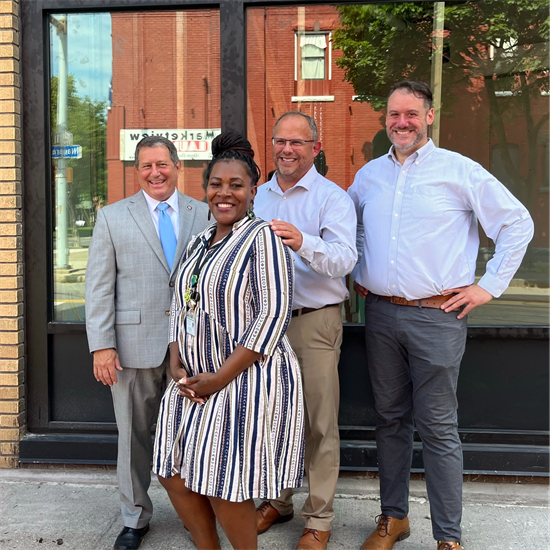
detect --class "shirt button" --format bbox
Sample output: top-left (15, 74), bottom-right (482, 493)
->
top-left (392, 285), bottom-right (396, 288)
top-left (165, 310), bottom-right (170, 316)
top-left (394, 213), bottom-right (398, 217)
top-left (282, 196), bottom-right (287, 200)
top-left (392, 237), bottom-right (396, 240)
top-left (398, 191), bottom-right (402, 195)
top-left (391, 260), bottom-right (395, 264)
top-left (169, 281), bottom-right (175, 287)
top-left (415, 161), bottom-right (419, 165)
top-left (402, 170), bottom-right (406, 174)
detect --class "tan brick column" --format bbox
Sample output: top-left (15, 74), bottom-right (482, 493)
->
top-left (0, 0), bottom-right (23, 469)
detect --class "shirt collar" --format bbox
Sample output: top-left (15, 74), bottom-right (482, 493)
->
top-left (142, 189), bottom-right (179, 214)
top-left (388, 138), bottom-right (435, 165)
top-left (266, 164), bottom-right (318, 194)
top-left (201, 215), bottom-right (252, 243)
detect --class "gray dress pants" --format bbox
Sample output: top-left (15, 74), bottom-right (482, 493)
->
top-left (111, 358), bottom-right (168, 529)
top-left (364, 293), bottom-right (467, 542)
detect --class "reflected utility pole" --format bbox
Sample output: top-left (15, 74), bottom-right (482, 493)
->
top-left (51, 15), bottom-right (69, 268)
top-left (430, 2), bottom-right (445, 146)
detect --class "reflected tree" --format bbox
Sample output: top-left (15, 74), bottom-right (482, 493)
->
top-left (332, 0), bottom-right (549, 207)
top-left (51, 75), bottom-right (107, 226)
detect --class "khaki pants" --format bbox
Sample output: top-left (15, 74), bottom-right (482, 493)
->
top-left (270, 305), bottom-right (342, 531)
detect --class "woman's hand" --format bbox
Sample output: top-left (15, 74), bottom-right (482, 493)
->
top-left (183, 372), bottom-right (223, 399)
top-left (176, 372), bottom-right (208, 404)
top-left (174, 344), bottom-right (262, 403)
top-left (185, 345), bottom-right (263, 398)
top-left (169, 341), bottom-right (205, 404)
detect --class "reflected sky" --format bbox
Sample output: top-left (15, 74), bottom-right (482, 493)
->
top-left (49, 13), bottom-right (112, 104)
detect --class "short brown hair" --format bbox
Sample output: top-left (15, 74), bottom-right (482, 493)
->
top-left (388, 81), bottom-right (433, 111)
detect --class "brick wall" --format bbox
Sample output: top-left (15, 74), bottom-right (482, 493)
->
top-left (0, 0), bottom-right (22, 469)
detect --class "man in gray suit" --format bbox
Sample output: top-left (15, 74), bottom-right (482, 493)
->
top-left (85, 136), bottom-right (209, 550)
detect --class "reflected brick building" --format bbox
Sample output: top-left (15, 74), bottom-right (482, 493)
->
top-left (106, 5), bottom-right (548, 248)
top-left (107, 10), bottom-right (220, 204)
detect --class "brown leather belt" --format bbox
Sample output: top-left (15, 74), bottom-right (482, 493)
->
top-left (378, 294), bottom-right (450, 309)
top-left (292, 303), bottom-right (340, 317)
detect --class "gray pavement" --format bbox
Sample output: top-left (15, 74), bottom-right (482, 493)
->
top-left (0, 468), bottom-right (548, 550)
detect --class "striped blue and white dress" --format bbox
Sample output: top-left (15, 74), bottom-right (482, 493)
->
top-left (153, 216), bottom-right (305, 502)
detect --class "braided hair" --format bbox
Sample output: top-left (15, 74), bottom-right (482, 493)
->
top-left (205, 132), bottom-right (261, 186)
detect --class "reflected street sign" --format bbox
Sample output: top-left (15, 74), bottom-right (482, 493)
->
top-left (52, 145), bottom-right (82, 159)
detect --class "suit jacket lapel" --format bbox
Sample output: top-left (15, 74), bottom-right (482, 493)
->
top-left (127, 191), bottom-right (171, 274)
top-left (174, 192), bottom-right (200, 274)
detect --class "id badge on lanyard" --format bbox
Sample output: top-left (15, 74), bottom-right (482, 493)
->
top-left (185, 309), bottom-right (196, 337)
top-left (183, 232), bottom-right (231, 338)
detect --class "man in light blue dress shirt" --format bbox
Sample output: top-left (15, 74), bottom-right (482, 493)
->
top-left (348, 81), bottom-right (534, 550)
top-left (254, 111), bottom-right (357, 550)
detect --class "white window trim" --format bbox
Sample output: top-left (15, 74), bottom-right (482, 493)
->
top-left (294, 31), bottom-right (331, 82)
top-left (291, 95), bottom-right (335, 102)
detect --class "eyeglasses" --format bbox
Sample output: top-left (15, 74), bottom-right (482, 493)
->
top-left (272, 138), bottom-right (316, 149)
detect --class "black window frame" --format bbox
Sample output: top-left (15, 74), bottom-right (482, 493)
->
top-left (21, 0), bottom-right (548, 466)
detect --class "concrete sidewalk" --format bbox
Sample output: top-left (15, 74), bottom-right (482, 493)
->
top-left (0, 468), bottom-right (548, 550)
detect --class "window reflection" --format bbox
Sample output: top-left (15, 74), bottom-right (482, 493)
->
top-left (50, 13), bottom-right (111, 322)
top-left (247, 1), bottom-right (549, 326)
top-left (50, 10), bottom-right (220, 321)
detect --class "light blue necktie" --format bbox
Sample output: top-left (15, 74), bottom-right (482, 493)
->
top-left (157, 202), bottom-right (177, 270)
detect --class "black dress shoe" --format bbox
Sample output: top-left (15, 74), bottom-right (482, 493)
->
top-left (113, 525), bottom-right (150, 550)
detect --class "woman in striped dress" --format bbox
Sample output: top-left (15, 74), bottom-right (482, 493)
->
top-left (153, 132), bottom-right (305, 549)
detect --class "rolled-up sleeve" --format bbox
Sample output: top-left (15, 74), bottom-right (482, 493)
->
top-left (296, 190), bottom-right (357, 278)
top-left (239, 226), bottom-right (294, 356)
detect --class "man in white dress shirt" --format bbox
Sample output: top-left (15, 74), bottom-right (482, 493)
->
top-left (254, 111), bottom-right (357, 550)
top-left (349, 81), bottom-right (534, 550)
top-left (85, 136), bottom-right (209, 550)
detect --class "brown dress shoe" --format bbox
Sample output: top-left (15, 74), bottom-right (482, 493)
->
top-left (256, 501), bottom-right (294, 534)
top-left (295, 528), bottom-right (331, 550)
top-left (361, 514), bottom-right (410, 550)
top-left (437, 543), bottom-right (462, 550)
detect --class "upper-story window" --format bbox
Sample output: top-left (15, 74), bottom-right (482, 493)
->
top-left (299, 34), bottom-right (328, 80)
top-left (295, 32), bottom-right (331, 97)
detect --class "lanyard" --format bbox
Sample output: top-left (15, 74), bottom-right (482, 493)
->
top-left (183, 232), bottom-right (231, 309)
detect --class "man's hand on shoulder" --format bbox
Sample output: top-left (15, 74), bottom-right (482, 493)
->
top-left (93, 348), bottom-right (123, 386)
top-left (269, 219), bottom-right (303, 252)
top-left (441, 284), bottom-right (493, 319)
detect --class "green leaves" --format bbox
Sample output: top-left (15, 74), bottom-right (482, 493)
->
top-left (51, 75), bottom-right (108, 223)
top-left (331, 0), bottom-right (549, 205)
top-left (332, 0), bottom-right (549, 110)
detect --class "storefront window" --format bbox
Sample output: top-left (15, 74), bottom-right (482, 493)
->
top-left (247, 1), bottom-right (549, 326)
top-left (49, 10), bottom-right (220, 321)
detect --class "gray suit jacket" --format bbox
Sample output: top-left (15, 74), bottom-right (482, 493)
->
top-left (85, 190), bottom-right (210, 368)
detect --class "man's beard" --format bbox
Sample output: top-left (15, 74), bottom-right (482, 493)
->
top-left (387, 127), bottom-right (427, 152)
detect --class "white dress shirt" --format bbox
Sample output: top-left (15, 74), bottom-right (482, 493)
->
top-left (142, 189), bottom-right (179, 241)
top-left (348, 139), bottom-right (534, 300)
top-left (255, 165), bottom-right (357, 310)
